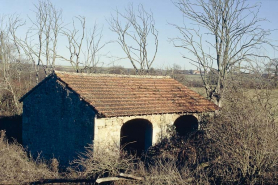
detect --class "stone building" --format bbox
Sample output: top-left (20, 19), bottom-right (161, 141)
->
top-left (20, 71), bottom-right (218, 166)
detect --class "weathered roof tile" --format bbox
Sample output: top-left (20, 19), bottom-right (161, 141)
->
top-left (54, 72), bottom-right (218, 117)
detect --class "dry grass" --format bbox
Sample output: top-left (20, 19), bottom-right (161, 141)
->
top-left (189, 87), bottom-right (207, 97)
top-left (0, 131), bottom-right (59, 184)
top-left (191, 87), bottom-right (278, 111)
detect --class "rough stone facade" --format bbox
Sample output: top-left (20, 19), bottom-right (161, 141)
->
top-left (94, 113), bottom-right (200, 151)
top-left (22, 76), bottom-right (95, 166)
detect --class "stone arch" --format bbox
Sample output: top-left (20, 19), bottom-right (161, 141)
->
top-left (174, 115), bottom-right (198, 136)
top-left (120, 119), bottom-right (153, 155)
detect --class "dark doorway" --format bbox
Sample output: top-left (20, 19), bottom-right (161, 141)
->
top-left (174, 115), bottom-right (198, 136)
top-left (120, 119), bottom-right (152, 155)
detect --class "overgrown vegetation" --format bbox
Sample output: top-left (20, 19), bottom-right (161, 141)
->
top-left (0, 131), bottom-right (59, 184)
top-left (68, 141), bottom-right (137, 180)
top-left (206, 88), bottom-right (278, 184)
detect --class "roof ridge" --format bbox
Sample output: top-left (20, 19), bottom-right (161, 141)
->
top-left (54, 70), bottom-right (171, 79)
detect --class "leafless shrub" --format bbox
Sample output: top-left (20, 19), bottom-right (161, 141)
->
top-left (147, 124), bottom-right (214, 170)
top-left (121, 159), bottom-right (196, 185)
top-left (69, 140), bottom-right (203, 185)
top-left (0, 130), bottom-right (59, 184)
top-left (142, 79), bottom-right (277, 184)
top-left (207, 84), bottom-right (278, 184)
top-left (69, 141), bottom-right (137, 179)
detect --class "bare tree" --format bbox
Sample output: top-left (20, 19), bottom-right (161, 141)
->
top-left (59, 16), bottom-right (107, 73)
top-left (172, 0), bottom-right (275, 107)
top-left (108, 4), bottom-right (158, 75)
top-left (82, 23), bottom-right (107, 73)
top-left (0, 16), bottom-right (23, 115)
top-left (17, 0), bottom-right (63, 82)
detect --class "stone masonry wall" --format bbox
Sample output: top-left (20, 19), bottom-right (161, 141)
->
top-left (22, 76), bottom-right (95, 166)
top-left (94, 113), bottom-right (200, 151)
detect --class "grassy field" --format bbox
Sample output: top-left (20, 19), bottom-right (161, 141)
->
top-left (189, 87), bottom-right (206, 97)
top-left (190, 87), bottom-right (278, 119)
top-left (270, 89), bottom-right (278, 105)
top-left (190, 86), bottom-right (278, 99)
top-left (183, 74), bottom-right (202, 80)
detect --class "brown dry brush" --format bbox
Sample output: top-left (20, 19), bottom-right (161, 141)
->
top-left (0, 130), bottom-right (59, 184)
top-left (206, 86), bottom-right (278, 184)
top-left (142, 82), bottom-right (278, 184)
top-left (68, 141), bottom-right (198, 185)
top-left (117, 160), bottom-right (196, 185)
top-left (143, 126), bottom-right (214, 184)
top-left (68, 142), bottom-right (137, 180)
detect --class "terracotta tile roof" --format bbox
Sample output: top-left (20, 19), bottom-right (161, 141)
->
top-left (54, 72), bottom-right (218, 117)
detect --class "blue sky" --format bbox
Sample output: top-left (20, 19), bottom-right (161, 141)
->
top-left (1, 0), bottom-right (278, 70)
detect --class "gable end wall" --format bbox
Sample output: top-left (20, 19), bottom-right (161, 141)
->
top-left (22, 76), bottom-right (95, 166)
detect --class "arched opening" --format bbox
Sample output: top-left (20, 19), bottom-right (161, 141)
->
top-left (120, 119), bottom-right (153, 155)
top-left (174, 115), bottom-right (198, 136)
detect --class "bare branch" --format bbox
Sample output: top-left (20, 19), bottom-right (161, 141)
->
top-left (108, 4), bottom-right (159, 75)
top-left (60, 17), bottom-right (108, 73)
top-left (172, 0), bottom-right (276, 107)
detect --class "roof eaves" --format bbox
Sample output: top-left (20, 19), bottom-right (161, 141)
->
top-left (102, 109), bottom-right (217, 118)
